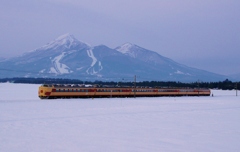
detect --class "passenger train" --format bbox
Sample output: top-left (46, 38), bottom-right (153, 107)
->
top-left (38, 84), bottom-right (211, 99)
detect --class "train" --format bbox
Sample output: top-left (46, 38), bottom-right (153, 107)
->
top-left (38, 84), bottom-right (211, 99)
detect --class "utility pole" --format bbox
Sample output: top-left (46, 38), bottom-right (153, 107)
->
top-left (134, 75), bottom-right (136, 98)
top-left (236, 82), bottom-right (238, 96)
top-left (198, 80), bottom-right (199, 97)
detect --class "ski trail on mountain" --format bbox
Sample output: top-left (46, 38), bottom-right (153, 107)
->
top-left (86, 49), bottom-right (97, 66)
top-left (86, 49), bottom-right (98, 75)
top-left (99, 61), bottom-right (103, 71)
top-left (51, 52), bottom-right (70, 74)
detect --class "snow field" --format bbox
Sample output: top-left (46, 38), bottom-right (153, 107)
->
top-left (0, 83), bottom-right (240, 152)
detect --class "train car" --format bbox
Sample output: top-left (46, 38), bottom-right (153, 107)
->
top-left (38, 84), bottom-right (211, 99)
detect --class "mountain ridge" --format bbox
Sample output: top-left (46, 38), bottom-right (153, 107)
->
top-left (0, 34), bottom-right (228, 82)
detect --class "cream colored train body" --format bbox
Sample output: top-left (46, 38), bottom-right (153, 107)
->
top-left (38, 84), bottom-right (211, 99)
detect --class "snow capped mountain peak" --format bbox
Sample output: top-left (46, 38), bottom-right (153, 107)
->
top-left (55, 33), bottom-right (75, 41)
top-left (121, 42), bottom-right (135, 48)
top-left (116, 43), bottom-right (136, 54)
top-left (39, 33), bottom-right (90, 51)
top-left (116, 43), bottom-right (150, 58)
top-left (0, 34), bottom-right (228, 82)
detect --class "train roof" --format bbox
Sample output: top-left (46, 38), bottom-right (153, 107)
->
top-left (40, 84), bottom-right (210, 90)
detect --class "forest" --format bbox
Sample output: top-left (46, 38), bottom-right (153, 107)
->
top-left (0, 77), bottom-right (239, 90)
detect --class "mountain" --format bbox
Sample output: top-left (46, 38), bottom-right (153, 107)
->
top-left (0, 34), bottom-right (227, 82)
top-left (0, 57), bottom-right (6, 62)
top-left (228, 73), bottom-right (240, 81)
top-left (115, 43), bottom-right (228, 82)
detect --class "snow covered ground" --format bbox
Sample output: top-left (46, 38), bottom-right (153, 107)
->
top-left (0, 83), bottom-right (240, 152)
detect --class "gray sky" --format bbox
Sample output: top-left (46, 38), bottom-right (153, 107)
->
top-left (1, 0), bottom-right (240, 75)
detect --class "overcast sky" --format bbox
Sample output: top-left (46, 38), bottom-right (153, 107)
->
top-left (0, 0), bottom-right (240, 75)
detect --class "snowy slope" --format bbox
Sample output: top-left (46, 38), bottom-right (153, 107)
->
top-left (229, 73), bottom-right (240, 81)
top-left (0, 83), bottom-right (240, 152)
top-left (0, 34), bottom-right (227, 81)
top-left (116, 43), bottom-right (227, 81)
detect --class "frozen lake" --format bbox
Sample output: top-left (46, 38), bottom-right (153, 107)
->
top-left (0, 83), bottom-right (240, 152)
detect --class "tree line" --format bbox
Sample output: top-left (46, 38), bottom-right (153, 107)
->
top-left (0, 77), bottom-right (239, 90)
